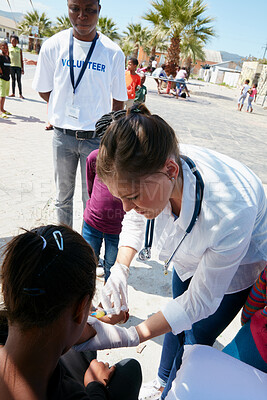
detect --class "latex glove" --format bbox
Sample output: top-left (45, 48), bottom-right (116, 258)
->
top-left (101, 262), bottom-right (129, 315)
top-left (74, 316), bottom-right (140, 352)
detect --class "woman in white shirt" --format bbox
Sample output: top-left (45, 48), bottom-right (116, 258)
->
top-left (78, 104), bottom-right (267, 400)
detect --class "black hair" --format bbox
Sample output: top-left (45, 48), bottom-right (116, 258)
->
top-left (10, 35), bottom-right (19, 43)
top-left (95, 109), bottom-right (126, 138)
top-left (1, 225), bottom-right (97, 330)
top-left (129, 57), bottom-right (139, 66)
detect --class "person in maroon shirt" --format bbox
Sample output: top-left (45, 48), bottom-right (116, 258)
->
top-left (82, 96), bottom-right (128, 284)
top-left (83, 148), bottom-right (125, 281)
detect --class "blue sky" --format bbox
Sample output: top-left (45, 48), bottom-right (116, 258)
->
top-left (1, 0), bottom-right (267, 58)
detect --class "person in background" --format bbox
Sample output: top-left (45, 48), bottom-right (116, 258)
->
top-left (8, 35), bottom-right (24, 99)
top-left (152, 64), bottom-right (168, 94)
top-left (83, 110), bottom-right (126, 282)
top-left (151, 58), bottom-right (157, 73)
top-left (32, 0), bottom-right (127, 228)
top-left (0, 41), bottom-right (11, 118)
top-left (223, 264), bottom-right (267, 373)
top-left (175, 67), bottom-right (190, 98)
top-left (0, 224), bottom-right (142, 399)
top-left (134, 73), bottom-right (147, 104)
top-left (238, 79), bottom-right (250, 111)
top-left (247, 83), bottom-right (257, 113)
top-left (125, 57), bottom-right (141, 109)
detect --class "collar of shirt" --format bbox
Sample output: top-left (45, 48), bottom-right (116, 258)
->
top-left (156, 160), bottom-right (196, 260)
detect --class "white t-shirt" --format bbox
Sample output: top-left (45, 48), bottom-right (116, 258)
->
top-left (242, 84), bottom-right (251, 95)
top-left (175, 69), bottom-right (187, 80)
top-left (32, 29), bottom-right (127, 130)
top-left (119, 144), bottom-right (267, 335)
top-left (152, 60), bottom-right (157, 68)
top-left (152, 67), bottom-right (167, 79)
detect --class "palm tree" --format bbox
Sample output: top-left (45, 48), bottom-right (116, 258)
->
top-left (180, 30), bottom-right (206, 76)
top-left (53, 15), bottom-right (72, 34)
top-left (97, 17), bottom-right (120, 41)
top-left (122, 23), bottom-right (150, 59)
top-left (119, 40), bottom-right (135, 65)
top-left (144, 0), bottom-right (215, 75)
top-left (142, 33), bottom-right (168, 62)
top-left (18, 10), bottom-right (52, 51)
top-left (143, 10), bottom-right (167, 60)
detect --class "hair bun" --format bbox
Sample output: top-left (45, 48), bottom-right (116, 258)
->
top-left (127, 103), bottom-right (151, 116)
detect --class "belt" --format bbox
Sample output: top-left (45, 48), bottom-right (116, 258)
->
top-left (55, 127), bottom-right (96, 140)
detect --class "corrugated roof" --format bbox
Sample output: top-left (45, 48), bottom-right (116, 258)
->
top-left (204, 49), bottom-right (222, 63)
top-left (0, 16), bottom-right (17, 30)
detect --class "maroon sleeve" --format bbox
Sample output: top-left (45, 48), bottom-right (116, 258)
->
top-left (86, 149), bottom-right (99, 198)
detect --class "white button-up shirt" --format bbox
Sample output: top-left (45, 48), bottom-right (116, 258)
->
top-left (119, 145), bottom-right (267, 335)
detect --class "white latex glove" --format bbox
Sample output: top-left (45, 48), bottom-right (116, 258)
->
top-left (101, 262), bottom-right (129, 315)
top-left (74, 316), bottom-right (140, 352)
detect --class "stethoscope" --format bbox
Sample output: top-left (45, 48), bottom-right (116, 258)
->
top-left (138, 156), bottom-right (204, 274)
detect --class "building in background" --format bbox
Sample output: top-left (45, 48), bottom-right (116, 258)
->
top-left (0, 16), bottom-right (19, 41)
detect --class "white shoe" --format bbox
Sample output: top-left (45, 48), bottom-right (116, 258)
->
top-left (139, 379), bottom-right (162, 400)
top-left (96, 266), bottom-right (104, 277)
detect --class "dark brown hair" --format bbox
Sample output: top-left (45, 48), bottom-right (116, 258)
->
top-left (96, 104), bottom-right (182, 182)
top-left (1, 225), bottom-right (96, 330)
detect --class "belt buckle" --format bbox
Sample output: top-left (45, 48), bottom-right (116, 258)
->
top-left (75, 130), bottom-right (85, 140)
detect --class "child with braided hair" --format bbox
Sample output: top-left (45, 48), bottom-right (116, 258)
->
top-left (82, 110), bottom-right (126, 283)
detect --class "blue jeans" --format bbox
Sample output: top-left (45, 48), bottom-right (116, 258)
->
top-left (238, 93), bottom-right (247, 105)
top-left (175, 78), bottom-right (187, 95)
top-left (247, 96), bottom-right (253, 111)
top-left (82, 221), bottom-right (119, 281)
top-left (53, 128), bottom-right (100, 227)
top-left (159, 269), bottom-right (251, 399)
top-left (223, 320), bottom-right (267, 373)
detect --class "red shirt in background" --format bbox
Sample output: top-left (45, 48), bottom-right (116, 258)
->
top-left (125, 70), bottom-right (141, 99)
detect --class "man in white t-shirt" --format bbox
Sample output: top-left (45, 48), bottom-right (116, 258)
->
top-left (151, 59), bottom-right (157, 72)
top-left (32, 0), bottom-right (127, 227)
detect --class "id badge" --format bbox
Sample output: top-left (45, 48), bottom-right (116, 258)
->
top-left (67, 105), bottom-right (80, 120)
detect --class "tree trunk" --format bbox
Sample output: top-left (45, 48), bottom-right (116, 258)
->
top-left (28, 36), bottom-right (34, 52)
top-left (151, 46), bottom-right (156, 58)
top-left (184, 56), bottom-right (192, 78)
top-left (133, 44), bottom-right (139, 59)
top-left (165, 35), bottom-right (180, 76)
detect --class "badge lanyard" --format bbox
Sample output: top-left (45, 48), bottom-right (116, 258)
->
top-left (69, 28), bottom-right (98, 98)
top-left (138, 156), bottom-right (204, 274)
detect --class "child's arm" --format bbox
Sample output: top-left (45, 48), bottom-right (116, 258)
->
top-left (75, 320), bottom-right (97, 345)
top-left (86, 152), bottom-right (97, 197)
top-left (241, 268), bottom-right (267, 325)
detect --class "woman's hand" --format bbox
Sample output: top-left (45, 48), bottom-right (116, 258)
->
top-left (84, 359), bottom-right (116, 386)
top-left (99, 310), bottom-right (129, 325)
top-left (101, 262), bottom-right (129, 315)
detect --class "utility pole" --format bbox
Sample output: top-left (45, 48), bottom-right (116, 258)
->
top-left (262, 43), bottom-right (267, 60)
